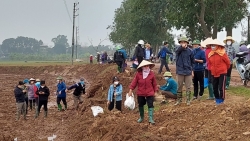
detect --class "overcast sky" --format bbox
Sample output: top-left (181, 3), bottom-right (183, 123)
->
top-left (0, 0), bottom-right (247, 47)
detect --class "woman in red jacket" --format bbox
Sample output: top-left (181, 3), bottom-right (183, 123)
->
top-left (202, 38), bottom-right (215, 100)
top-left (128, 60), bottom-right (158, 124)
top-left (207, 39), bottom-right (230, 105)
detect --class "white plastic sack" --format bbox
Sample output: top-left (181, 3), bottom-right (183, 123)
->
top-left (91, 106), bottom-right (104, 117)
top-left (124, 93), bottom-right (135, 110)
top-left (47, 134), bottom-right (57, 141)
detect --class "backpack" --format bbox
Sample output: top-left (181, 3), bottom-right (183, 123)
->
top-left (114, 50), bottom-right (124, 61)
top-left (160, 47), bottom-right (167, 58)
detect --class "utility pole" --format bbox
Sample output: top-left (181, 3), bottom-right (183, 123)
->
top-left (75, 26), bottom-right (79, 59)
top-left (71, 2), bottom-right (79, 65)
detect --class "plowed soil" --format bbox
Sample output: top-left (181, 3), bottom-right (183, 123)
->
top-left (1, 63), bottom-right (250, 141)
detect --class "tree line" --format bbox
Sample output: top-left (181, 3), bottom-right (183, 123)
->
top-left (108, 0), bottom-right (249, 51)
top-left (0, 35), bottom-right (114, 61)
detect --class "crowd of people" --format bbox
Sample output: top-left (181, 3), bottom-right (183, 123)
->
top-left (14, 35), bottom-right (250, 125)
top-left (14, 77), bottom-right (86, 121)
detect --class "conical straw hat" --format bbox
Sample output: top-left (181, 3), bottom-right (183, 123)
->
top-left (207, 39), bottom-right (225, 47)
top-left (223, 36), bottom-right (235, 43)
top-left (137, 60), bottom-right (155, 69)
top-left (163, 71), bottom-right (172, 77)
top-left (201, 37), bottom-right (213, 47)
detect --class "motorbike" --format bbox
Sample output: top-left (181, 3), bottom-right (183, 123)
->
top-left (235, 45), bottom-right (250, 86)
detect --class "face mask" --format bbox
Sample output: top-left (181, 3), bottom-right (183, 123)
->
top-left (165, 77), bottom-right (169, 81)
top-left (80, 81), bottom-right (84, 85)
top-left (226, 41), bottom-right (232, 45)
top-left (114, 82), bottom-right (119, 85)
top-left (211, 45), bottom-right (216, 50)
top-left (142, 67), bottom-right (150, 71)
top-left (41, 86), bottom-right (45, 88)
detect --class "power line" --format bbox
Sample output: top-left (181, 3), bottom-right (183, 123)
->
top-left (63, 0), bottom-right (72, 22)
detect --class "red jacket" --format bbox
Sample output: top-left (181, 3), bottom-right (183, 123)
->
top-left (208, 53), bottom-right (230, 77)
top-left (205, 48), bottom-right (212, 70)
top-left (129, 71), bottom-right (158, 96)
top-left (34, 85), bottom-right (38, 98)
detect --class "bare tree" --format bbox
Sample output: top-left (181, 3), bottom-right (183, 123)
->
top-left (87, 33), bottom-right (109, 53)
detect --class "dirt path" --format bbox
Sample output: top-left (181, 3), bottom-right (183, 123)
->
top-left (0, 64), bottom-right (250, 141)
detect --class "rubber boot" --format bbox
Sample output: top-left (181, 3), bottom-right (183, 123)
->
top-left (35, 109), bottom-right (39, 118)
top-left (148, 108), bottom-right (155, 124)
top-left (137, 107), bottom-right (144, 123)
top-left (207, 83), bottom-right (215, 100)
top-left (226, 76), bottom-right (231, 89)
top-left (215, 99), bottom-right (224, 105)
top-left (58, 104), bottom-right (62, 111)
top-left (44, 111), bottom-right (48, 118)
top-left (186, 91), bottom-right (191, 105)
top-left (174, 92), bottom-right (182, 106)
top-left (204, 78), bottom-right (208, 88)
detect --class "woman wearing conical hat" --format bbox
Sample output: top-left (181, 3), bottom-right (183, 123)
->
top-left (224, 36), bottom-right (236, 89)
top-left (207, 39), bottom-right (230, 105)
top-left (128, 60), bottom-right (158, 124)
top-left (202, 37), bottom-right (215, 100)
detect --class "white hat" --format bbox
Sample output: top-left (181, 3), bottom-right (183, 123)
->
top-left (29, 78), bottom-right (35, 81)
top-left (207, 39), bottom-right (225, 47)
top-left (137, 60), bottom-right (155, 69)
top-left (201, 37), bottom-right (213, 47)
top-left (36, 79), bottom-right (40, 82)
top-left (138, 40), bottom-right (144, 45)
top-left (223, 36), bottom-right (235, 44)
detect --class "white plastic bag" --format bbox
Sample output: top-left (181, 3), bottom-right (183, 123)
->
top-left (124, 93), bottom-right (135, 110)
top-left (91, 106), bottom-right (104, 117)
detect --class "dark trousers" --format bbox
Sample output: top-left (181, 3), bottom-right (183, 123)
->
top-left (28, 99), bottom-right (35, 110)
top-left (38, 100), bottom-right (48, 112)
top-left (161, 91), bottom-right (177, 99)
top-left (35, 97), bottom-right (38, 106)
top-left (205, 69), bottom-right (208, 78)
top-left (90, 60), bottom-right (93, 64)
top-left (212, 74), bottom-right (226, 100)
top-left (57, 97), bottom-right (67, 105)
top-left (158, 58), bottom-right (170, 73)
top-left (137, 57), bottom-right (143, 65)
top-left (25, 97), bottom-right (28, 112)
top-left (193, 71), bottom-right (204, 97)
top-left (137, 96), bottom-right (154, 108)
top-left (227, 64), bottom-right (233, 77)
top-left (108, 99), bottom-right (122, 111)
top-left (116, 61), bottom-right (123, 72)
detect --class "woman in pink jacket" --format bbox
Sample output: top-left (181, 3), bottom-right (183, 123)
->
top-left (128, 60), bottom-right (158, 124)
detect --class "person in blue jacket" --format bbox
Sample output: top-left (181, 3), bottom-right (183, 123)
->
top-left (175, 37), bottom-right (194, 106)
top-left (107, 76), bottom-right (123, 111)
top-left (114, 45), bottom-right (127, 73)
top-left (35, 79), bottom-right (41, 88)
top-left (56, 76), bottom-right (67, 111)
top-left (192, 40), bottom-right (206, 100)
top-left (157, 41), bottom-right (173, 74)
top-left (159, 72), bottom-right (178, 104)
